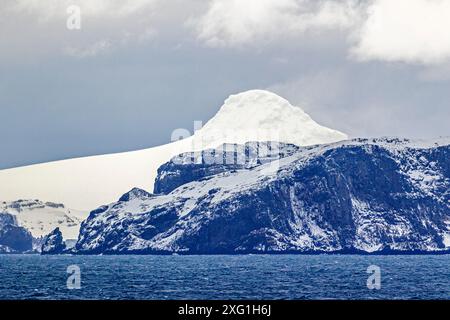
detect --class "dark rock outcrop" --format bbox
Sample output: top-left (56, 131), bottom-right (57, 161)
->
top-left (154, 142), bottom-right (299, 194)
top-left (41, 228), bottom-right (66, 254)
top-left (0, 213), bottom-right (33, 253)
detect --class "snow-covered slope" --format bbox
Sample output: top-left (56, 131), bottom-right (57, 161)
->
top-left (0, 200), bottom-right (87, 239)
top-left (0, 90), bottom-right (347, 210)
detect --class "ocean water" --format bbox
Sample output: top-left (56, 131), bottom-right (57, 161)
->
top-left (0, 254), bottom-right (449, 300)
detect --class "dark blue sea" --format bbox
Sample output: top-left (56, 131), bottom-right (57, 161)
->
top-left (0, 254), bottom-right (449, 300)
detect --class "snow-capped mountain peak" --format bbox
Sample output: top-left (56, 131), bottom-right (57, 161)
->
top-left (193, 90), bottom-right (348, 148)
top-left (119, 188), bottom-right (153, 202)
top-left (0, 90), bottom-right (347, 210)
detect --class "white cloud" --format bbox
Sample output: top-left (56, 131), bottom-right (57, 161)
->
top-left (3, 0), bottom-right (450, 67)
top-left (192, 0), bottom-right (359, 47)
top-left (352, 0), bottom-right (450, 65)
top-left (0, 0), bottom-right (159, 60)
top-left (193, 0), bottom-right (450, 66)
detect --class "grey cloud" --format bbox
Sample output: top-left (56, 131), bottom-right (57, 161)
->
top-left (0, 0), bottom-right (448, 170)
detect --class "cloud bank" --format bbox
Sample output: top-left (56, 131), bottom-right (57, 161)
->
top-left (192, 0), bottom-right (359, 47)
top-left (352, 0), bottom-right (450, 65)
top-left (2, 0), bottom-right (450, 65)
top-left (1, 0), bottom-right (449, 169)
top-left (192, 0), bottom-right (450, 65)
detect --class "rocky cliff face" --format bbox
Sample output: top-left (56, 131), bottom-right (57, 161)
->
top-left (154, 142), bottom-right (299, 194)
top-left (0, 213), bottom-right (33, 253)
top-left (41, 228), bottom-right (66, 254)
top-left (75, 138), bottom-right (450, 254)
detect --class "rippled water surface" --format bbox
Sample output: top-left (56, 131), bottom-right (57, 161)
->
top-left (0, 254), bottom-right (449, 300)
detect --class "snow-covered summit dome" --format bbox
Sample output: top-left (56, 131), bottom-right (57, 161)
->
top-left (193, 89), bottom-right (348, 148)
top-left (0, 89), bottom-right (348, 211)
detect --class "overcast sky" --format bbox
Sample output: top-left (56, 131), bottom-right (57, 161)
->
top-left (1, 0), bottom-right (449, 169)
